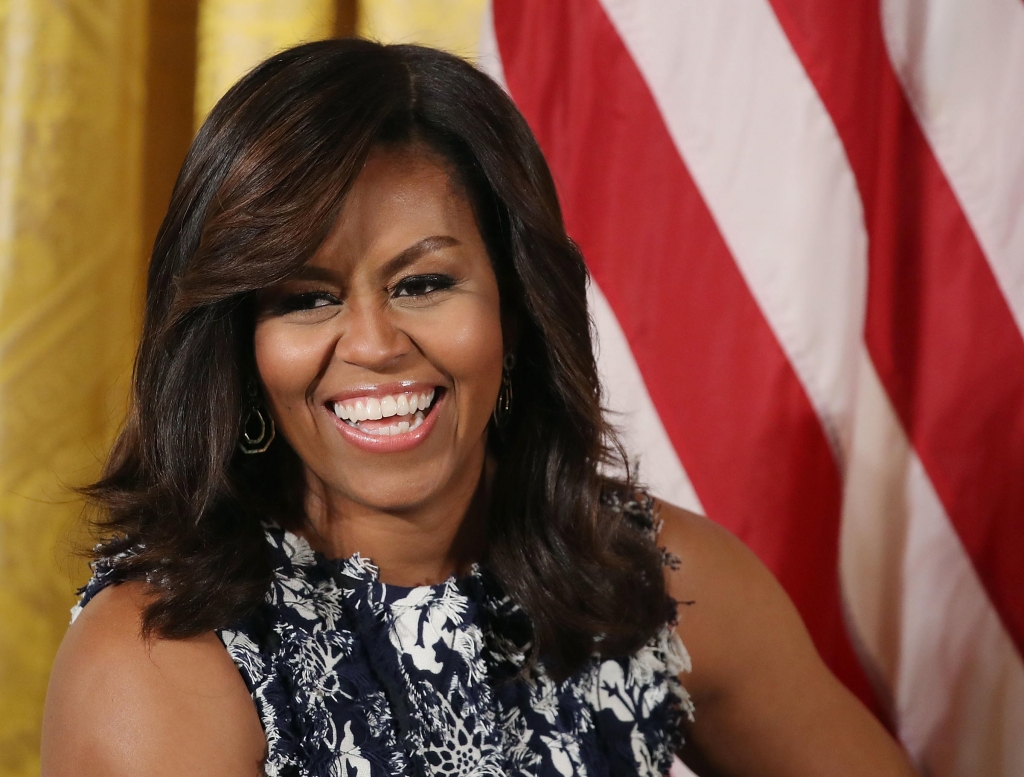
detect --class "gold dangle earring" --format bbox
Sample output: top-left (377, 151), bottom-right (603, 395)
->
top-left (493, 352), bottom-right (516, 429)
top-left (239, 379), bottom-right (275, 454)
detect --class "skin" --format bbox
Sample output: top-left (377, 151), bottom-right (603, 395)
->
top-left (251, 144), bottom-right (503, 585)
top-left (41, 146), bottom-right (916, 776)
top-left (660, 504), bottom-right (916, 775)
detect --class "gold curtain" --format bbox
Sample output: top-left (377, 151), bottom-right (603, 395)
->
top-left (195, 0), bottom-right (337, 126)
top-left (357, 0), bottom-right (487, 58)
top-left (0, 1), bottom-right (148, 774)
top-left (0, 3), bottom-right (476, 774)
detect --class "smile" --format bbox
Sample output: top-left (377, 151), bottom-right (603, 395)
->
top-left (331, 388), bottom-right (438, 435)
top-left (326, 386), bottom-right (444, 453)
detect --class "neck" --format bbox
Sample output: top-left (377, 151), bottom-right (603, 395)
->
top-left (299, 454), bottom-right (491, 587)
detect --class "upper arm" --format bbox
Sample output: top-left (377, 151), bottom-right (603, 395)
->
top-left (657, 502), bottom-right (915, 777)
top-left (41, 583), bottom-right (266, 777)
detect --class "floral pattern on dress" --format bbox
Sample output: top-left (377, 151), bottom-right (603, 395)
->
top-left (75, 495), bottom-right (693, 777)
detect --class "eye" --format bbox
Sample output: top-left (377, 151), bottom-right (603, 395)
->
top-left (392, 274), bottom-right (456, 298)
top-left (274, 291), bottom-right (340, 313)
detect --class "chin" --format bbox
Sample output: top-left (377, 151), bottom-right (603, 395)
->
top-left (335, 464), bottom-right (458, 514)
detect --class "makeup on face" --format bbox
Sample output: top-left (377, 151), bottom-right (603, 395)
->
top-left (327, 382), bottom-right (443, 452)
top-left (253, 145), bottom-right (506, 514)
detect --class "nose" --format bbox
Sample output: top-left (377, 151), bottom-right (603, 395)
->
top-left (332, 299), bottom-right (410, 371)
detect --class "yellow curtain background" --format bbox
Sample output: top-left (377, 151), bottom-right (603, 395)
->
top-left (358, 0), bottom-right (486, 58)
top-left (0, 1), bottom-right (484, 774)
top-left (195, 0), bottom-right (337, 126)
top-left (0, 2), bottom-right (147, 773)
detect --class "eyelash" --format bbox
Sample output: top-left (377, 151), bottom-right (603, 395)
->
top-left (274, 292), bottom-right (338, 313)
top-left (391, 274), bottom-right (456, 298)
top-left (274, 274), bottom-right (456, 313)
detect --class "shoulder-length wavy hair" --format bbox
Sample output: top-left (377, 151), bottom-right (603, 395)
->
top-left (89, 39), bottom-right (671, 678)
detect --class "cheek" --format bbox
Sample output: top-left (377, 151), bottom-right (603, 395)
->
top-left (253, 322), bottom-right (328, 413)
top-left (452, 321), bottom-right (504, 389)
top-left (416, 300), bottom-right (504, 410)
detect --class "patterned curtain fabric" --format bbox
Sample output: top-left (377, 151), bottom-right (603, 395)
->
top-left (194, 0), bottom-right (337, 126)
top-left (0, 2), bottom-right (482, 773)
top-left (357, 0), bottom-right (486, 58)
top-left (0, 2), bottom-right (147, 774)
top-left (0, 1), bottom-right (341, 774)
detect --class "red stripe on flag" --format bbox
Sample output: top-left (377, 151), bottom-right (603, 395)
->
top-left (768, 0), bottom-right (1024, 656)
top-left (493, 0), bottom-right (880, 709)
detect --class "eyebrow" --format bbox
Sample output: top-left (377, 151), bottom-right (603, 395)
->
top-left (378, 235), bottom-right (461, 279)
top-left (286, 235), bottom-right (461, 284)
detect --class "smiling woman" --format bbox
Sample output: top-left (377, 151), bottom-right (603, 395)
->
top-left (254, 148), bottom-right (505, 506)
top-left (39, 39), bottom-right (915, 777)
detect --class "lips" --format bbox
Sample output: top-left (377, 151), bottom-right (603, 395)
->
top-left (326, 385), bottom-right (445, 452)
top-left (331, 388), bottom-right (437, 434)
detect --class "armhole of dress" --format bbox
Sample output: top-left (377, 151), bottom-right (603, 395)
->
top-left (217, 627), bottom-right (263, 698)
top-left (70, 555), bottom-right (127, 624)
top-left (642, 488), bottom-right (697, 727)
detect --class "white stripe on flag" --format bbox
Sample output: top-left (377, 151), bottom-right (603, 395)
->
top-left (598, 0), bottom-right (867, 459)
top-left (669, 754), bottom-right (698, 777)
top-left (881, 0), bottom-right (1024, 334)
top-left (476, 2), bottom-right (506, 92)
top-left (841, 349), bottom-right (1024, 777)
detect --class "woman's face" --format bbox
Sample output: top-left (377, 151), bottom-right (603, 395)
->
top-left (254, 145), bottom-right (505, 515)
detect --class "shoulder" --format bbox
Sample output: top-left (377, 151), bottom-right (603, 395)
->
top-left (42, 581), bottom-right (265, 777)
top-left (654, 501), bottom-right (820, 703)
top-left (653, 501), bottom-right (916, 775)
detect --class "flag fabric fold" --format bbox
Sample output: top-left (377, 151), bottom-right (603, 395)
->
top-left (481, 2), bottom-right (1024, 774)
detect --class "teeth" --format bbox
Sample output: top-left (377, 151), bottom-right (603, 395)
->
top-left (366, 397), bottom-right (383, 420)
top-left (333, 390), bottom-right (437, 422)
top-left (346, 410), bottom-right (425, 436)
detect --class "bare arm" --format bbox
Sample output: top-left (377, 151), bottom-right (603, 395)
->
top-left (41, 583), bottom-right (266, 777)
top-left (657, 503), bottom-right (916, 777)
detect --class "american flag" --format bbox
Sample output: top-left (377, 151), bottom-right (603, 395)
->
top-left (475, 1), bottom-right (1024, 775)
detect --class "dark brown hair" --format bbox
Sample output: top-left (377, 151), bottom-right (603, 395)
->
top-left (88, 39), bottom-right (671, 678)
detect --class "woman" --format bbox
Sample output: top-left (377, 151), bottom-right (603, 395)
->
top-left (41, 40), bottom-right (914, 776)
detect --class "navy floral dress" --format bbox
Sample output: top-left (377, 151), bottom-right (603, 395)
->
top-left (75, 499), bottom-right (693, 777)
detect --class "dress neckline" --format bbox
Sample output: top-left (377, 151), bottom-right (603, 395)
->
top-left (273, 523), bottom-right (484, 595)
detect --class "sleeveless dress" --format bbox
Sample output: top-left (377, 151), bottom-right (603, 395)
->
top-left (75, 498), bottom-right (693, 777)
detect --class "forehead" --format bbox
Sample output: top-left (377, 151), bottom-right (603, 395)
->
top-left (311, 144), bottom-right (480, 270)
